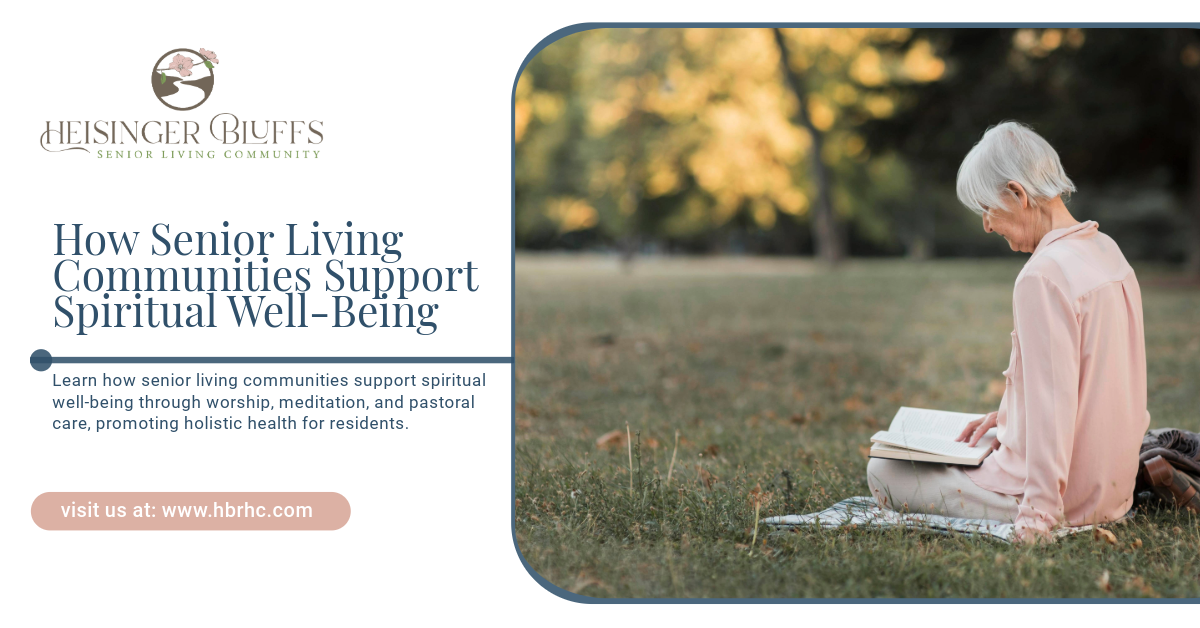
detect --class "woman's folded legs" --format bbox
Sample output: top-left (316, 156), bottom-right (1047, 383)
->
top-left (866, 458), bottom-right (1021, 522)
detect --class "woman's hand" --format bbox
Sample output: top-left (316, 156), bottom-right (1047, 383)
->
top-left (1015, 524), bottom-right (1055, 545)
top-left (955, 411), bottom-right (999, 447)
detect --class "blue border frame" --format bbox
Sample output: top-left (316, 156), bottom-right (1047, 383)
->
top-left (509, 22), bottom-right (1200, 604)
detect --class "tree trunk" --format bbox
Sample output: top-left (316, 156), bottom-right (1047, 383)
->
top-left (907, 233), bottom-right (931, 260)
top-left (906, 171), bottom-right (936, 260)
top-left (1187, 129), bottom-right (1200, 277)
top-left (621, 107), bottom-right (646, 273)
top-left (772, 28), bottom-right (844, 265)
top-left (917, 205), bottom-right (936, 260)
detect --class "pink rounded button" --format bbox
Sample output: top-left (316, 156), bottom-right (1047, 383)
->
top-left (32, 492), bottom-right (350, 530)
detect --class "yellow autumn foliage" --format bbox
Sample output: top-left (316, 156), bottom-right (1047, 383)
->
top-left (517, 27), bottom-right (946, 237)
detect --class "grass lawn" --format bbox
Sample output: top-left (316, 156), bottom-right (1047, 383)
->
top-left (514, 254), bottom-right (1200, 599)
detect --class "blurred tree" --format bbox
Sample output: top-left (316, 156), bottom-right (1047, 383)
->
top-left (514, 33), bottom-right (590, 249)
top-left (773, 28), bottom-right (841, 264)
top-left (772, 27), bottom-right (951, 260)
top-left (573, 28), bottom-right (812, 258)
top-left (516, 28), bottom-right (949, 257)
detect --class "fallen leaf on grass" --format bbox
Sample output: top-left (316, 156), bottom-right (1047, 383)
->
top-left (595, 429), bottom-right (627, 450)
top-left (790, 409), bottom-right (822, 425)
top-left (703, 444), bottom-right (720, 458)
top-left (748, 484), bottom-right (773, 509)
top-left (1123, 576), bottom-right (1159, 597)
top-left (842, 397), bottom-right (867, 412)
top-left (1093, 528), bottom-right (1117, 545)
top-left (570, 570), bottom-right (605, 594)
top-left (698, 466), bottom-right (718, 489)
top-left (1097, 570), bottom-right (1112, 592)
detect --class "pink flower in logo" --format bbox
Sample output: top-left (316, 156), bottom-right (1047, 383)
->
top-left (199, 48), bottom-right (219, 64)
top-left (170, 54), bottom-right (194, 77)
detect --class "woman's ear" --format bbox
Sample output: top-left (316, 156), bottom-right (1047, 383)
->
top-left (1006, 181), bottom-right (1029, 209)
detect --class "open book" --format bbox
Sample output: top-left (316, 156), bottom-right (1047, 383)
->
top-left (869, 407), bottom-right (997, 466)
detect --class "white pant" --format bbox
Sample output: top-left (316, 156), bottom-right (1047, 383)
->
top-left (866, 458), bottom-right (1021, 522)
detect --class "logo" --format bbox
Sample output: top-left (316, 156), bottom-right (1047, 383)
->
top-left (151, 48), bottom-right (219, 111)
top-left (40, 46), bottom-right (325, 159)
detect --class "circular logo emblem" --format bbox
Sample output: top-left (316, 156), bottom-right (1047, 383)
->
top-left (151, 48), bottom-right (218, 111)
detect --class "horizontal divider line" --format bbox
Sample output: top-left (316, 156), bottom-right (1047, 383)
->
top-left (51, 357), bottom-right (514, 364)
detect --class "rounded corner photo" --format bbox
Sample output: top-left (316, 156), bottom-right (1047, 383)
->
top-left (513, 25), bottom-right (1200, 600)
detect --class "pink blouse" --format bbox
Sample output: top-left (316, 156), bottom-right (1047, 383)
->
top-left (965, 220), bottom-right (1150, 537)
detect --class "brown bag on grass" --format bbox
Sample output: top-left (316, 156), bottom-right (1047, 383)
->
top-left (1135, 428), bottom-right (1200, 514)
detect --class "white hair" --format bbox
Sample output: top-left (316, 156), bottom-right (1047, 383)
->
top-left (955, 121), bottom-right (1076, 215)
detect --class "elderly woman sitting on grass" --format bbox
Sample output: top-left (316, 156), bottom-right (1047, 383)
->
top-left (866, 121), bottom-right (1150, 543)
